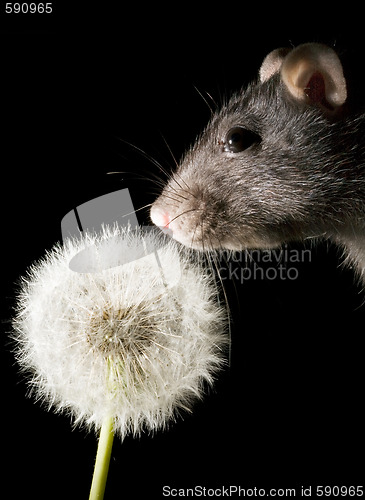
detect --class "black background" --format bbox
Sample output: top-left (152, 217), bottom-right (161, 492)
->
top-left (1, 5), bottom-right (364, 499)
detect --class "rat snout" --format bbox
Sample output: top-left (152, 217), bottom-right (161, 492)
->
top-left (150, 175), bottom-right (222, 249)
top-left (150, 187), bottom-right (204, 247)
top-left (150, 206), bottom-right (171, 229)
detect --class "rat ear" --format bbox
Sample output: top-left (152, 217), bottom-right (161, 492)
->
top-left (280, 43), bottom-right (347, 110)
top-left (259, 47), bottom-right (291, 82)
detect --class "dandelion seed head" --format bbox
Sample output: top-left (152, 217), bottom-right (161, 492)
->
top-left (12, 225), bottom-right (227, 439)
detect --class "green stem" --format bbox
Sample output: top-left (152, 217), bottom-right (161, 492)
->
top-left (89, 416), bottom-right (115, 500)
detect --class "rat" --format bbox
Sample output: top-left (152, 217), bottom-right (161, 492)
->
top-left (150, 43), bottom-right (365, 284)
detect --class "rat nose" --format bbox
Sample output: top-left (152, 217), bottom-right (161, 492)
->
top-left (150, 206), bottom-right (171, 228)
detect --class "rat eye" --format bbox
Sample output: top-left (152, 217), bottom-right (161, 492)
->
top-left (224, 127), bottom-right (261, 153)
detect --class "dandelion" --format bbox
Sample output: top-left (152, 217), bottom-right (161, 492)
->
top-left (12, 225), bottom-right (228, 498)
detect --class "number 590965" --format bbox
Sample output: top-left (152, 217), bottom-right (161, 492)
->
top-left (5, 3), bottom-right (53, 14)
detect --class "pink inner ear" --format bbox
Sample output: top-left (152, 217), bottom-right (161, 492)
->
top-left (304, 72), bottom-right (332, 109)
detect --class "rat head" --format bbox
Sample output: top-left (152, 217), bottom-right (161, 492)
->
top-left (150, 43), bottom-right (352, 251)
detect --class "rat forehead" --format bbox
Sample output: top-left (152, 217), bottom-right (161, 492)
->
top-left (208, 80), bottom-right (281, 133)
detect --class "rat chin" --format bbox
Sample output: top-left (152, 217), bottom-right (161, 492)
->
top-left (163, 222), bottom-right (282, 252)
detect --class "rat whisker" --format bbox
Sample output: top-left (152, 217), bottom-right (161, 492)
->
top-left (118, 138), bottom-right (173, 180)
top-left (159, 133), bottom-right (179, 170)
top-left (167, 181), bottom-right (199, 202)
top-left (168, 208), bottom-right (203, 228)
top-left (165, 174), bottom-right (196, 200)
top-left (200, 235), bottom-right (232, 365)
top-left (165, 185), bottom-right (191, 202)
top-left (174, 172), bottom-right (198, 198)
top-left (193, 84), bottom-right (216, 116)
top-left (156, 133), bottom-right (197, 197)
top-left (162, 192), bottom-right (189, 204)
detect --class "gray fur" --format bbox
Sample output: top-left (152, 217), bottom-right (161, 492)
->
top-left (151, 48), bottom-right (365, 283)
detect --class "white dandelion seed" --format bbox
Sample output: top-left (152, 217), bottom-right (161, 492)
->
top-left (12, 225), bottom-right (228, 440)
